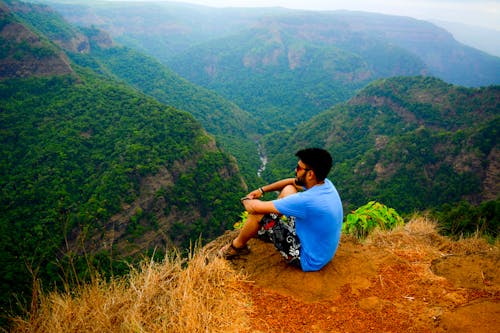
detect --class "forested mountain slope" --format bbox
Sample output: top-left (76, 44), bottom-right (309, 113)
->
top-left (0, 1), bottom-right (73, 77)
top-left (79, 42), bottom-right (262, 183)
top-left (45, 1), bottom-right (500, 131)
top-left (262, 76), bottom-right (499, 215)
top-left (4, 0), bottom-right (263, 184)
top-left (0, 1), bottom-right (247, 321)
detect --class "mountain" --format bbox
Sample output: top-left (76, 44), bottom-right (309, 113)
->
top-left (167, 13), bottom-right (427, 130)
top-left (68, 35), bottom-right (263, 184)
top-left (432, 20), bottom-right (500, 58)
top-left (262, 76), bottom-right (499, 213)
top-left (0, 0), bottom-right (248, 321)
top-left (44, 2), bottom-right (500, 131)
top-left (329, 12), bottom-right (500, 87)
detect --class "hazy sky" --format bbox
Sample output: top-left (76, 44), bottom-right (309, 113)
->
top-left (134, 0), bottom-right (500, 30)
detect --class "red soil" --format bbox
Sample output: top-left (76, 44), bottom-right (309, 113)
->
top-left (214, 225), bottom-right (499, 333)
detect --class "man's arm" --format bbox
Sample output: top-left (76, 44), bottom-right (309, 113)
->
top-left (242, 177), bottom-right (299, 214)
top-left (241, 198), bottom-right (279, 215)
top-left (261, 177), bottom-right (297, 193)
top-left (246, 178), bottom-right (298, 199)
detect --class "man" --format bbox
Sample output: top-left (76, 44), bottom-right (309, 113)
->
top-left (220, 148), bottom-right (343, 272)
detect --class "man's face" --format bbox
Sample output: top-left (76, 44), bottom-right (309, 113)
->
top-left (294, 161), bottom-right (311, 186)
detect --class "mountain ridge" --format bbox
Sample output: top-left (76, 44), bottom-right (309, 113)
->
top-left (46, 2), bottom-right (500, 86)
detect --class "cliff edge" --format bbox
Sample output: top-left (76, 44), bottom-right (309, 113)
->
top-left (206, 217), bottom-right (499, 332)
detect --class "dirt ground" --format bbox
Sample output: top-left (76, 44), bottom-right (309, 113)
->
top-left (208, 220), bottom-right (499, 332)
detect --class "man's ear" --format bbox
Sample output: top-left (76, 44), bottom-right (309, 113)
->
top-left (307, 169), bottom-right (315, 181)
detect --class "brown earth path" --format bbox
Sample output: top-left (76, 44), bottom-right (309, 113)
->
top-left (208, 220), bottom-right (499, 332)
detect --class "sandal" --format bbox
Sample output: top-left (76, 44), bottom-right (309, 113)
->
top-left (219, 240), bottom-right (250, 259)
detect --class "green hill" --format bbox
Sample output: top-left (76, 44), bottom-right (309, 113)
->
top-left (0, 0), bottom-right (73, 78)
top-left (262, 76), bottom-right (499, 213)
top-left (78, 40), bottom-right (262, 184)
top-left (167, 22), bottom-right (424, 131)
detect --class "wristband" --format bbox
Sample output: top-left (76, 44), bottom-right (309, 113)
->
top-left (259, 187), bottom-right (264, 194)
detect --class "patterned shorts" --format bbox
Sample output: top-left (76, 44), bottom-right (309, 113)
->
top-left (257, 213), bottom-right (301, 268)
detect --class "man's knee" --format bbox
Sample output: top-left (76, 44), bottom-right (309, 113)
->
top-left (279, 184), bottom-right (298, 198)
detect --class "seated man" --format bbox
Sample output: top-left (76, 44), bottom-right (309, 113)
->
top-left (220, 148), bottom-right (343, 272)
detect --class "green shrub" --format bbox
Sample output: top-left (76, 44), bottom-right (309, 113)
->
top-left (233, 211), bottom-right (249, 230)
top-left (342, 201), bottom-right (404, 239)
top-left (434, 199), bottom-right (499, 239)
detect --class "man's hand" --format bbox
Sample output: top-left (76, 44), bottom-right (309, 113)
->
top-left (247, 188), bottom-right (264, 199)
top-left (241, 196), bottom-right (278, 215)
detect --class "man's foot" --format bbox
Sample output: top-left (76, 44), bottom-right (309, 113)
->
top-left (219, 239), bottom-right (250, 259)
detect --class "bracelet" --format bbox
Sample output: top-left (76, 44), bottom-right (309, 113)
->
top-left (259, 187), bottom-right (264, 194)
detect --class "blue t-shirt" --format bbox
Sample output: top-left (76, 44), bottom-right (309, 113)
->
top-left (273, 179), bottom-right (343, 271)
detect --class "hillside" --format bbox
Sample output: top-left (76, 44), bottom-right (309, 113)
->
top-left (262, 76), bottom-right (499, 214)
top-left (0, 69), bottom-right (247, 315)
top-left (167, 22), bottom-right (418, 130)
top-left (10, 217), bottom-right (500, 332)
top-left (0, 1), bottom-right (73, 78)
top-left (79, 42), bottom-right (263, 183)
top-left (3, 0), bottom-right (263, 185)
top-left (0, 0), bottom-right (248, 322)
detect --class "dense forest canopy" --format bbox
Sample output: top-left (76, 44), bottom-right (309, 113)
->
top-left (0, 2), bottom-right (249, 316)
top-left (0, 67), bottom-right (247, 314)
top-left (75, 41), bottom-right (264, 184)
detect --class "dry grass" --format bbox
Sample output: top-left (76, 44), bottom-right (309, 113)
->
top-left (10, 249), bottom-right (251, 333)
top-left (364, 215), bottom-right (441, 249)
top-left (365, 214), bottom-right (496, 252)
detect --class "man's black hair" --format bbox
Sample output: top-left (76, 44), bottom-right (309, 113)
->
top-left (295, 148), bottom-right (332, 181)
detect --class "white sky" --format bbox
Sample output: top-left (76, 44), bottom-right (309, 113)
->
top-left (137, 0), bottom-right (500, 30)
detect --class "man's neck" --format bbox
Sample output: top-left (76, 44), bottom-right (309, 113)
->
top-left (305, 179), bottom-right (325, 189)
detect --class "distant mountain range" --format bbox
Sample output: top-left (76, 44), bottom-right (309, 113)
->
top-left (432, 20), bottom-right (500, 58)
top-left (46, 1), bottom-right (500, 132)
